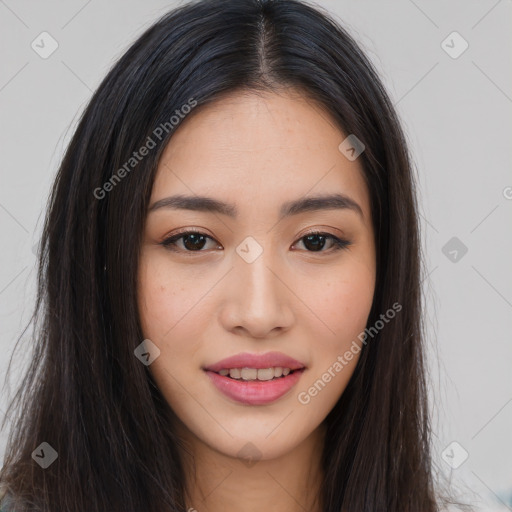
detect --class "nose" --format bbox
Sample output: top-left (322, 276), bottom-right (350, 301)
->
top-left (219, 245), bottom-right (295, 339)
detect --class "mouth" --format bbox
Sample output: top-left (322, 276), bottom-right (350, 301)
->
top-left (203, 367), bottom-right (306, 405)
top-left (203, 351), bottom-right (306, 375)
top-left (202, 352), bottom-right (307, 405)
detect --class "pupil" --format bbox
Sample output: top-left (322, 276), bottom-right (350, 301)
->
top-left (184, 234), bottom-right (206, 251)
top-left (304, 234), bottom-right (326, 251)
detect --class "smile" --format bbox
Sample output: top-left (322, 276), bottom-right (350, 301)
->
top-left (204, 367), bottom-right (306, 405)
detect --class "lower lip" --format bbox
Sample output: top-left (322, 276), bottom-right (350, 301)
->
top-left (204, 369), bottom-right (305, 405)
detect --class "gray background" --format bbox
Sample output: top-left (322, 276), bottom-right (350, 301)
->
top-left (1, 0), bottom-right (511, 509)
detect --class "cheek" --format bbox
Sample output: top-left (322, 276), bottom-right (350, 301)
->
top-left (294, 251), bottom-right (375, 400)
top-left (334, 271), bottom-right (374, 337)
top-left (137, 256), bottom-right (204, 399)
top-left (138, 261), bottom-right (175, 340)
top-left (294, 262), bottom-right (374, 413)
top-left (299, 254), bottom-right (375, 343)
top-left (138, 253), bottom-right (205, 341)
top-left (323, 274), bottom-right (373, 327)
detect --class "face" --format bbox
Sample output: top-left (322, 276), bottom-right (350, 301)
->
top-left (138, 88), bottom-right (376, 462)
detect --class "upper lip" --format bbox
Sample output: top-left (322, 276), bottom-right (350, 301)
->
top-left (203, 351), bottom-right (306, 373)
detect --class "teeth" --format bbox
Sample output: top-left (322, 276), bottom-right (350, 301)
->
top-left (229, 368), bottom-right (241, 379)
top-left (241, 368), bottom-right (258, 380)
top-left (217, 367), bottom-right (295, 381)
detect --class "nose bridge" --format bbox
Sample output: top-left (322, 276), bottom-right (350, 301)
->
top-left (235, 237), bottom-right (282, 307)
top-left (222, 235), bottom-right (293, 336)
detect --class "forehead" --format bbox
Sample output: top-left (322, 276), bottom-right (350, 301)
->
top-left (152, 89), bottom-right (372, 224)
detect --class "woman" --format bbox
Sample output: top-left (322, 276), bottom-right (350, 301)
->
top-left (0, 0), bottom-right (462, 510)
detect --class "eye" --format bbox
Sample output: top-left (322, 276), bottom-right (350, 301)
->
top-left (160, 229), bottom-right (351, 254)
top-left (160, 230), bottom-right (220, 253)
top-left (291, 230), bottom-right (351, 253)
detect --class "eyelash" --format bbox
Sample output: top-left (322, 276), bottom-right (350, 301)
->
top-left (160, 229), bottom-right (351, 255)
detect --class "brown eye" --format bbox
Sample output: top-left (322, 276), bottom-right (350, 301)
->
top-left (161, 231), bottom-right (220, 252)
top-left (160, 230), bottom-right (351, 254)
top-left (293, 231), bottom-right (351, 253)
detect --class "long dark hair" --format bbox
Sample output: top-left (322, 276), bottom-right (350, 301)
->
top-left (0, 0), bottom-right (457, 510)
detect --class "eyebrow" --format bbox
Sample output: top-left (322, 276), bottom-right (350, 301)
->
top-left (148, 193), bottom-right (364, 220)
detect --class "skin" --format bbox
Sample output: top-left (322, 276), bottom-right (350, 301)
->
top-left (137, 88), bottom-right (376, 512)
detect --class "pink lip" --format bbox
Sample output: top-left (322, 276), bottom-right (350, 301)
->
top-left (203, 351), bottom-right (306, 373)
top-left (204, 368), bottom-right (305, 405)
